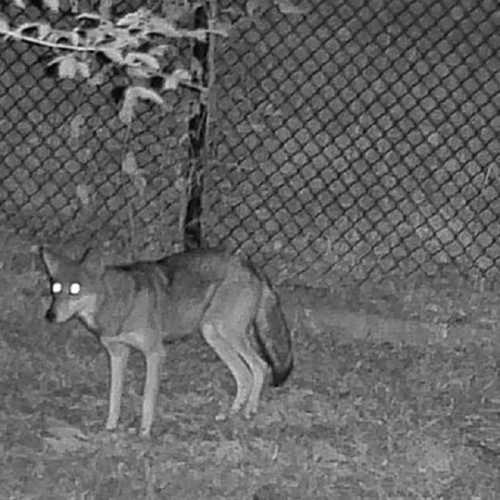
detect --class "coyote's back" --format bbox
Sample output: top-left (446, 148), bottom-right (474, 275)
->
top-left (41, 247), bottom-right (293, 436)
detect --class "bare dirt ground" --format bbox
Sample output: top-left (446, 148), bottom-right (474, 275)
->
top-left (1, 308), bottom-right (500, 499)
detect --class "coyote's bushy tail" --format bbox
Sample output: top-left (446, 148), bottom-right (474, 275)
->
top-left (254, 281), bottom-right (293, 386)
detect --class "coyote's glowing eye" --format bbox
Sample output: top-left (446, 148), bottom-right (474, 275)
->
top-left (51, 282), bottom-right (63, 294)
top-left (69, 282), bottom-right (81, 295)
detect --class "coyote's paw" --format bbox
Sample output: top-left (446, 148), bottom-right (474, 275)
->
top-left (215, 411), bottom-right (228, 421)
top-left (105, 421), bottom-right (118, 432)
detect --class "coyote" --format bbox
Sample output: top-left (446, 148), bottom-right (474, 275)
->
top-left (41, 247), bottom-right (293, 437)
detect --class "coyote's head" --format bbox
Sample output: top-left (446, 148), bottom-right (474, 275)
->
top-left (41, 248), bottom-right (104, 327)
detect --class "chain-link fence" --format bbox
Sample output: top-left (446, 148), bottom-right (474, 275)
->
top-left (205, 0), bottom-right (500, 286)
top-left (0, 0), bottom-right (197, 256)
top-left (1, 0), bottom-right (500, 287)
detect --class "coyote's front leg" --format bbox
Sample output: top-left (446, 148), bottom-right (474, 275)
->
top-left (102, 340), bottom-right (130, 432)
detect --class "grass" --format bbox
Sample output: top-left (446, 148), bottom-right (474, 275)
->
top-left (1, 307), bottom-right (499, 499)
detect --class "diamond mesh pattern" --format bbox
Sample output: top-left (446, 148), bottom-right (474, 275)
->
top-left (204, 0), bottom-right (500, 285)
top-left (1, 1), bottom-right (500, 286)
top-left (0, 1), bottom-right (190, 255)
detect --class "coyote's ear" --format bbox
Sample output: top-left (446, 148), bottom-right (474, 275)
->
top-left (40, 246), bottom-right (62, 277)
top-left (81, 248), bottom-right (105, 276)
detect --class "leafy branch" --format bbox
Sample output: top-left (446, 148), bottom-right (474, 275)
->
top-left (1, 0), bottom-right (305, 202)
top-left (0, 6), bottom-right (228, 96)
